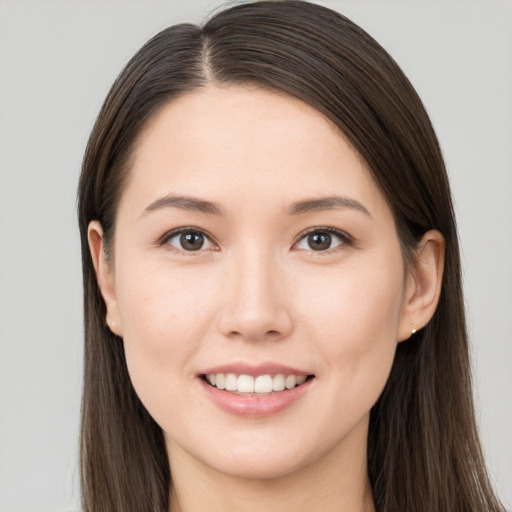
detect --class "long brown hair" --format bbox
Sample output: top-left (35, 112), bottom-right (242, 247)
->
top-left (77, 1), bottom-right (506, 511)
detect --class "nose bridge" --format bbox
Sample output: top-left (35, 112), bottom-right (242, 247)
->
top-left (218, 242), bottom-right (292, 341)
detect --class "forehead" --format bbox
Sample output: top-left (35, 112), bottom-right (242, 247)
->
top-left (120, 84), bottom-right (389, 220)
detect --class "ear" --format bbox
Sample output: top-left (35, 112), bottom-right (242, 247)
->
top-left (87, 221), bottom-right (123, 337)
top-left (398, 229), bottom-right (445, 342)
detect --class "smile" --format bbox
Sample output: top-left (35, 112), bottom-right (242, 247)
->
top-left (204, 373), bottom-right (309, 395)
top-left (199, 364), bottom-right (315, 416)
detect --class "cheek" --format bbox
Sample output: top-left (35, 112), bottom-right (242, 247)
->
top-left (300, 257), bottom-right (404, 401)
top-left (301, 254), bottom-right (404, 336)
top-left (117, 248), bottom-right (220, 332)
top-left (114, 258), bottom-right (220, 406)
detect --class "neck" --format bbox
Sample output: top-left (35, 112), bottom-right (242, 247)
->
top-left (167, 417), bottom-right (375, 512)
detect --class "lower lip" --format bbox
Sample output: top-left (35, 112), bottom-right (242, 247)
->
top-left (200, 377), bottom-right (314, 417)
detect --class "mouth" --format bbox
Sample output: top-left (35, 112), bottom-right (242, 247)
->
top-left (201, 372), bottom-right (314, 396)
top-left (198, 364), bottom-right (315, 416)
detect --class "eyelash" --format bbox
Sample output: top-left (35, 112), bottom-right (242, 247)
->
top-left (158, 226), bottom-right (354, 256)
top-left (293, 227), bottom-right (353, 255)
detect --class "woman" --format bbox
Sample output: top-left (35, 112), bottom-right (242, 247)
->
top-left (77, 1), bottom-right (506, 511)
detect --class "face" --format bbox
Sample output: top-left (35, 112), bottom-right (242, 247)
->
top-left (96, 85), bottom-right (414, 479)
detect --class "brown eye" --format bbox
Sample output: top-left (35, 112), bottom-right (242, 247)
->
top-left (295, 228), bottom-right (349, 252)
top-left (307, 232), bottom-right (332, 251)
top-left (180, 232), bottom-right (205, 251)
top-left (165, 229), bottom-right (214, 252)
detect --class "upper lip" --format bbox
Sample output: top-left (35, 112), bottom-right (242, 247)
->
top-left (200, 362), bottom-right (312, 377)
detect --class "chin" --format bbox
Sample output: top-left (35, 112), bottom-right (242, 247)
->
top-left (206, 448), bottom-right (316, 481)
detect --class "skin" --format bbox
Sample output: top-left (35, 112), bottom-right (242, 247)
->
top-left (89, 85), bottom-right (445, 512)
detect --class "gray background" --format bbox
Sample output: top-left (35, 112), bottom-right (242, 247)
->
top-left (0, 1), bottom-right (510, 510)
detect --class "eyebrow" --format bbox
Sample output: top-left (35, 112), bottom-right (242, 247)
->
top-left (141, 193), bottom-right (371, 218)
top-left (142, 194), bottom-right (223, 216)
top-left (288, 195), bottom-right (371, 217)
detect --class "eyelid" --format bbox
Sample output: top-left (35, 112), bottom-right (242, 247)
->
top-left (157, 225), bottom-right (354, 255)
top-left (158, 226), bottom-right (218, 254)
top-left (293, 226), bottom-right (354, 254)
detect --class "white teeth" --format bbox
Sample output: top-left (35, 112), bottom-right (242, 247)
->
top-left (216, 373), bottom-right (225, 390)
top-left (272, 374), bottom-right (285, 391)
top-left (205, 372), bottom-right (309, 394)
top-left (285, 375), bottom-right (297, 389)
top-left (225, 373), bottom-right (237, 391)
top-left (237, 375), bottom-right (255, 393)
top-left (254, 375), bottom-right (273, 393)
top-left (296, 375), bottom-right (307, 385)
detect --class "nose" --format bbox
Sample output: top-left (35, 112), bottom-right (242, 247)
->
top-left (216, 247), bottom-right (293, 343)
